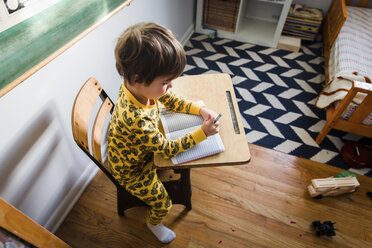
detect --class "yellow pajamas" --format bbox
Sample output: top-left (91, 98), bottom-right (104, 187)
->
top-left (107, 83), bottom-right (206, 225)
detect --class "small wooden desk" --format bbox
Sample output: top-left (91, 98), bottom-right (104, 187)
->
top-left (154, 73), bottom-right (250, 169)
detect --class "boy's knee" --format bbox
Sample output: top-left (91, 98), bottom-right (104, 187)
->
top-left (154, 197), bottom-right (172, 212)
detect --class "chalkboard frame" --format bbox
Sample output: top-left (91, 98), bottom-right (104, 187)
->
top-left (0, 0), bottom-right (132, 97)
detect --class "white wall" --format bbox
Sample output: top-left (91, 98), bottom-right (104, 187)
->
top-left (0, 0), bottom-right (195, 233)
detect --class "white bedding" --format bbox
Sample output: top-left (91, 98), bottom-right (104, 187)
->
top-left (315, 6), bottom-right (372, 125)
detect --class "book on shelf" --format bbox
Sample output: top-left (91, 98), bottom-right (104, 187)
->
top-left (282, 29), bottom-right (316, 40)
top-left (159, 102), bottom-right (225, 165)
top-left (286, 16), bottom-right (322, 25)
top-left (284, 23), bottom-right (319, 33)
top-left (288, 4), bottom-right (323, 21)
top-left (282, 4), bottom-right (323, 41)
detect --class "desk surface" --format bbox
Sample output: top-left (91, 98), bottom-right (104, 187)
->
top-left (154, 73), bottom-right (250, 169)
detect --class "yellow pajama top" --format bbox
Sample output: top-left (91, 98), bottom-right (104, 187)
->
top-left (107, 83), bottom-right (207, 185)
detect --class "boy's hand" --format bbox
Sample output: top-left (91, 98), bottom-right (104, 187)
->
top-left (201, 114), bottom-right (220, 136)
top-left (200, 107), bottom-right (218, 121)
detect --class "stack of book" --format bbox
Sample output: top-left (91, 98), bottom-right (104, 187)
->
top-left (282, 4), bottom-right (323, 41)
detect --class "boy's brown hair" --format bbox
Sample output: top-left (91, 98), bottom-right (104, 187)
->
top-left (114, 22), bottom-right (186, 86)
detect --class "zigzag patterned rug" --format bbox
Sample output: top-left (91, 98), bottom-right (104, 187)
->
top-left (183, 33), bottom-right (372, 177)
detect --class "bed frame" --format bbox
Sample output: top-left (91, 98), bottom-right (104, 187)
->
top-left (316, 0), bottom-right (372, 144)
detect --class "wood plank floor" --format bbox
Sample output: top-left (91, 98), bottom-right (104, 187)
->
top-left (55, 144), bottom-right (372, 247)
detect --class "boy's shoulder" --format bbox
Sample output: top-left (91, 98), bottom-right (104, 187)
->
top-left (159, 91), bottom-right (174, 101)
top-left (115, 101), bottom-right (157, 125)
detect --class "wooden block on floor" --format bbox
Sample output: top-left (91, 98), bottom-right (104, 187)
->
top-left (277, 35), bottom-right (301, 52)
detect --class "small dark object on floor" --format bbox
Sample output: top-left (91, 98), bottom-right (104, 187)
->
top-left (312, 221), bottom-right (336, 236)
top-left (367, 192), bottom-right (372, 198)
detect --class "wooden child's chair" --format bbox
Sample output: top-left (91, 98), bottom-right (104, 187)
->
top-left (71, 77), bottom-right (192, 216)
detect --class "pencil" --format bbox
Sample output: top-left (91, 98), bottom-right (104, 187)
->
top-left (214, 113), bottom-right (222, 124)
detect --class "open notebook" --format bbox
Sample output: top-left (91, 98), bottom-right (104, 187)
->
top-left (159, 104), bottom-right (225, 165)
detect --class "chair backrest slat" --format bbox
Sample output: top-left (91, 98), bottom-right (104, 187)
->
top-left (71, 78), bottom-right (102, 152)
top-left (72, 77), bottom-right (122, 187)
top-left (92, 97), bottom-right (113, 165)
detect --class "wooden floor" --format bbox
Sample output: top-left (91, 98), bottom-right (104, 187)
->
top-left (55, 144), bottom-right (372, 248)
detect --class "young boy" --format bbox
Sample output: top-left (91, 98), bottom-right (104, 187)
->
top-left (107, 22), bottom-right (220, 243)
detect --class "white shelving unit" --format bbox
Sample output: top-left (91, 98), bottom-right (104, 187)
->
top-left (195, 0), bottom-right (292, 48)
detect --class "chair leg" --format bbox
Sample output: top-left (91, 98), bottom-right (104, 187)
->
top-left (115, 170), bottom-right (193, 215)
top-left (117, 188), bottom-right (125, 216)
top-left (175, 168), bottom-right (192, 211)
top-left (116, 187), bottom-right (147, 216)
top-left (316, 121), bottom-right (333, 144)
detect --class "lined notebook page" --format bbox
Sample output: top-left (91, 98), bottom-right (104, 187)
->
top-left (166, 126), bottom-right (225, 165)
top-left (160, 110), bottom-right (203, 134)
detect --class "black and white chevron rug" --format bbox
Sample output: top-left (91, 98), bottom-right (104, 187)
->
top-left (183, 33), bottom-right (372, 177)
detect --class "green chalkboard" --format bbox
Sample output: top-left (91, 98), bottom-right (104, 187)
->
top-left (0, 0), bottom-right (129, 94)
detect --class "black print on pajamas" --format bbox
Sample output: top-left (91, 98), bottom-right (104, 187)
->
top-left (107, 84), bottom-right (203, 225)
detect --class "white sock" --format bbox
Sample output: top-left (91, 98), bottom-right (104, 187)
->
top-left (146, 222), bottom-right (176, 243)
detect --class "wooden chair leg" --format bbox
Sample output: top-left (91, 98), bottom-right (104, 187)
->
top-left (117, 189), bottom-right (125, 216)
top-left (115, 169), bottom-right (192, 216)
top-left (163, 169), bottom-right (192, 210)
top-left (116, 187), bottom-right (147, 216)
top-left (181, 169), bottom-right (192, 210)
top-left (175, 168), bottom-right (192, 210)
top-left (316, 121), bottom-right (333, 144)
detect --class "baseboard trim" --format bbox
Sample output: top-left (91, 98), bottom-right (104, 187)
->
top-left (180, 24), bottom-right (195, 46)
top-left (45, 162), bottom-right (99, 233)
